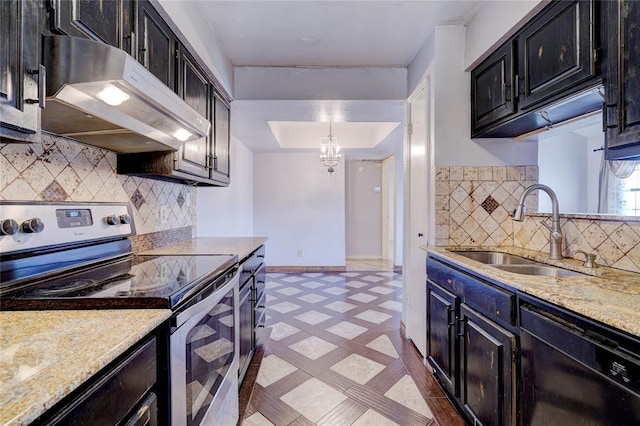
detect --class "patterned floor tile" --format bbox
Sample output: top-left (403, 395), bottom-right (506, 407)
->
top-left (355, 310), bottom-right (392, 324)
top-left (330, 353), bottom-right (386, 384)
top-left (368, 286), bottom-right (396, 295)
top-left (242, 412), bottom-right (275, 426)
top-left (384, 375), bottom-right (434, 418)
top-left (269, 301), bottom-right (301, 314)
top-left (295, 310), bottom-right (332, 325)
top-left (241, 271), bottom-right (463, 426)
top-left (280, 378), bottom-right (347, 422)
top-left (326, 321), bottom-right (368, 339)
top-left (289, 336), bottom-right (337, 360)
top-left (302, 273), bottom-right (324, 278)
top-left (276, 287), bottom-right (303, 296)
top-left (256, 355), bottom-right (298, 387)
top-left (348, 293), bottom-right (378, 303)
top-left (351, 409), bottom-right (399, 426)
top-left (324, 300), bottom-right (358, 313)
top-left (378, 300), bottom-right (403, 312)
top-left (269, 322), bottom-right (300, 341)
top-left (323, 286), bottom-right (349, 295)
top-left (297, 293), bottom-right (328, 304)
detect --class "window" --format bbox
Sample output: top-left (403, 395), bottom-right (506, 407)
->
top-left (620, 164), bottom-right (640, 216)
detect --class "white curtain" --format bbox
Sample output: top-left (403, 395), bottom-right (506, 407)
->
top-left (598, 156), bottom-right (640, 213)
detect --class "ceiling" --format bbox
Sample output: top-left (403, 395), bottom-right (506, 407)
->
top-left (190, 1), bottom-right (483, 157)
top-left (197, 1), bottom-right (481, 67)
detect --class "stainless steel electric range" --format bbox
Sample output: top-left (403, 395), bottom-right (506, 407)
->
top-left (0, 201), bottom-right (241, 426)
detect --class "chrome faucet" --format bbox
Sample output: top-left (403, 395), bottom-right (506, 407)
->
top-left (512, 184), bottom-right (564, 260)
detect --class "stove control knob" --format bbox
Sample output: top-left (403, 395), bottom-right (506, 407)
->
top-left (22, 218), bottom-right (44, 233)
top-left (105, 215), bottom-right (119, 226)
top-left (119, 214), bottom-right (131, 225)
top-left (0, 219), bottom-right (19, 235)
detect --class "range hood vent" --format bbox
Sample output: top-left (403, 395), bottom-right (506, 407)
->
top-left (42, 36), bottom-right (210, 153)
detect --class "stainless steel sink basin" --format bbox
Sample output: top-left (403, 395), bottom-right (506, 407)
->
top-left (452, 251), bottom-right (538, 265)
top-left (451, 250), bottom-right (585, 277)
top-left (493, 264), bottom-right (584, 277)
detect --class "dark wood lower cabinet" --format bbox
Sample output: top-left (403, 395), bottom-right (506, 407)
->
top-left (427, 281), bottom-right (459, 398)
top-left (460, 305), bottom-right (516, 426)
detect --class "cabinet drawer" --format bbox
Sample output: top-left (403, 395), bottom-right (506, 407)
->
top-left (240, 245), bottom-right (265, 286)
top-left (427, 258), bottom-right (516, 326)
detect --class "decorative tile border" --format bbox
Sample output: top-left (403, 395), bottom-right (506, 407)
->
top-left (130, 226), bottom-right (193, 253)
top-left (0, 133), bottom-right (195, 247)
top-left (435, 165), bottom-right (640, 274)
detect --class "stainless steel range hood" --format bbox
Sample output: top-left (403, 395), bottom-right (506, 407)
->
top-left (42, 36), bottom-right (210, 153)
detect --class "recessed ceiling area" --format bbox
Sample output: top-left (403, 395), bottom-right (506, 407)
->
top-left (268, 121), bottom-right (400, 150)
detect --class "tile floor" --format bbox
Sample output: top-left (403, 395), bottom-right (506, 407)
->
top-left (238, 272), bottom-right (464, 426)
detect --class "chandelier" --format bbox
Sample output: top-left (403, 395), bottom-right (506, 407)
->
top-left (320, 122), bottom-right (342, 174)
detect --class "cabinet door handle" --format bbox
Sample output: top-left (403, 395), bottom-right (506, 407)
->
top-left (457, 318), bottom-right (466, 337)
top-left (129, 32), bottom-right (136, 58)
top-left (504, 83), bottom-right (511, 102)
top-left (26, 65), bottom-right (46, 109)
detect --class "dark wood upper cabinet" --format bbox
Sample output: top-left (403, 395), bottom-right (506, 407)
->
top-left (212, 95), bottom-right (231, 185)
top-left (50, 0), bottom-right (134, 52)
top-left (137, 0), bottom-right (176, 90)
top-left (471, 42), bottom-right (516, 135)
top-left (175, 46), bottom-right (211, 178)
top-left (517, 0), bottom-right (596, 110)
top-left (1, 0), bottom-right (42, 142)
top-left (605, 0), bottom-right (640, 159)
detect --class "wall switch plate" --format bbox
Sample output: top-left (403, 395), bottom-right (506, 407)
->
top-left (297, 249), bottom-right (303, 257)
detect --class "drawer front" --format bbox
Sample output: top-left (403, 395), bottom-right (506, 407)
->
top-left (427, 257), bottom-right (516, 326)
top-left (240, 245), bottom-right (265, 286)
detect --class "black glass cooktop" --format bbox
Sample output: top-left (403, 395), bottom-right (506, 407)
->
top-left (0, 254), bottom-right (237, 310)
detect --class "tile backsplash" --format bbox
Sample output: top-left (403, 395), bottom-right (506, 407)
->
top-left (436, 166), bottom-right (640, 274)
top-left (0, 133), bottom-right (195, 249)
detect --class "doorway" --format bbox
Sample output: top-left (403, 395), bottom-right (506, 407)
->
top-left (403, 79), bottom-right (430, 357)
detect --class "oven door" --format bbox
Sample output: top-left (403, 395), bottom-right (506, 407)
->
top-left (170, 272), bottom-right (239, 426)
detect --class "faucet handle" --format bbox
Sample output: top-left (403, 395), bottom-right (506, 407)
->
top-left (571, 250), bottom-right (598, 268)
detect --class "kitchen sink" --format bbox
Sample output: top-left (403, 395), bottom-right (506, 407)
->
top-left (452, 251), bottom-right (538, 265)
top-left (492, 264), bottom-right (584, 277)
top-left (451, 250), bottom-right (585, 277)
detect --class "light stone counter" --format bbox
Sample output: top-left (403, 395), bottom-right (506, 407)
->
top-left (0, 309), bottom-right (171, 426)
top-left (424, 246), bottom-right (640, 338)
top-left (140, 237), bottom-right (268, 261)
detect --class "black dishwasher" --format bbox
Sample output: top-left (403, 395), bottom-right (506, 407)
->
top-left (520, 302), bottom-right (640, 425)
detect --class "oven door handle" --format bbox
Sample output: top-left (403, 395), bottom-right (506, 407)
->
top-left (174, 271), bottom-right (240, 328)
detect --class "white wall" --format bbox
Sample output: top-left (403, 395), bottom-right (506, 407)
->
top-left (346, 161), bottom-right (383, 258)
top-left (197, 136), bottom-right (254, 236)
top-left (538, 133), bottom-right (589, 213)
top-left (234, 67), bottom-right (407, 100)
top-left (253, 153), bottom-right (346, 267)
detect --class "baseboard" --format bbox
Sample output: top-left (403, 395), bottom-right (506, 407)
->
top-left (345, 256), bottom-right (383, 260)
top-left (266, 265), bottom-right (347, 273)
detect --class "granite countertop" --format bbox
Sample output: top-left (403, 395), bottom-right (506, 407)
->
top-left (424, 246), bottom-right (640, 338)
top-left (140, 236), bottom-right (268, 261)
top-left (0, 309), bottom-right (171, 426)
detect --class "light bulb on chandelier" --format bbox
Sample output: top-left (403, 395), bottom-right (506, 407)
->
top-left (320, 121), bottom-right (342, 174)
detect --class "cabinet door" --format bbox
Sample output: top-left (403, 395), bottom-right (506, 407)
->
top-left (212, 95), bottom-right (231, 185)
top-left (50, 0), bottom-right (134, 51)
top-left (518, 0), bottom-right (596, 110)
top-left (176, 47), bottom-right (211, 178)
top-left (605, 0), bottom-right (640, 158)
top-left (460, 305), bottom-right (516, 426)
top-left (0, 0), bottom-right (41, 142)
top-left (471, 41), bottom-right (516, 135)
top-left (427, 281), bottom-right (459, 398)
top-left (137, 0), bottom-right (176, 90)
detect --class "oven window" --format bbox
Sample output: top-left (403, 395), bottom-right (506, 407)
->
top-left (185, 288), bottom-right (235, 426)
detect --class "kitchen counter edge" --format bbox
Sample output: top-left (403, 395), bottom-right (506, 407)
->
top-left (140, 236), bottom-right (268, 261)
top-left (423, 246), bottom-right (640, 338)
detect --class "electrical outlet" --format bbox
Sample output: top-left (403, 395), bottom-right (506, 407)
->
top-left (160, 205), bottom-right (169, 224)
top-left (297, 249), bottom-right (303, 257)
